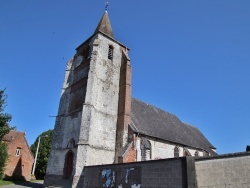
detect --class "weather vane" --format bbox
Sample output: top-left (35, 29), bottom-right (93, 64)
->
top-left (105, 2), bottom-right (109, 11)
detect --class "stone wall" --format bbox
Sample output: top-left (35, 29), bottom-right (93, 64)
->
top-left (72, 33), bottom-right (126, 187)
top-left (46, 55), bottom-right (85, 177)
top-left (195, 152), bottom-right (250, 188)
top-left (45, 31), bottom-right (130, 187)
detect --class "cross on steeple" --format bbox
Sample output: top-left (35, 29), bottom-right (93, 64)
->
top-left (94, 4), bottom-right (114, 38)
top-left (105, 2), bottom-right (109, 11)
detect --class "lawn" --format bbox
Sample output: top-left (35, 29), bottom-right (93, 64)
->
top-left (0, 179), bottom-right (43, 186)
top-left (0, 179), bottom-right (14, 186)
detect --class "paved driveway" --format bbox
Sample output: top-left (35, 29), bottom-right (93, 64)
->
top-left (0, 181), bottom-right (43, 188)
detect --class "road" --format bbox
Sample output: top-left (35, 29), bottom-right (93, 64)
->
top-left (0, 181), bottom-right (43, 188)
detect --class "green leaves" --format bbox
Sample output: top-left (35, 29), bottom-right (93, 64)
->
top-left (0, 143), bottom-right (8, 178)
top-left (30, 130), bottom-right (53, 179)
top-left (0, 89), bottom-right (12, 141)
top-left (0, 88), bottom-right (12, 179)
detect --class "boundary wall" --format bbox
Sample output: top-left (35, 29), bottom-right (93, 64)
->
top-left (81, 157), bottom-right (196, 188)
top-left (195, 152), bottom-right (250, 188)
top-left (45, 152), bottom-right (250, 187)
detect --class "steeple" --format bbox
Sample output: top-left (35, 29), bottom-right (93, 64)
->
top-left (94, 11), bottom-right (114, 38)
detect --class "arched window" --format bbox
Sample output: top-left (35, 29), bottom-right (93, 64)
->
top-left (140, 138), bottom-right (151, 161)
top-left (174, 146), bottom-right (179, 157)
top-left (15, 147), bottom-right (21, 156)
top-left (194, 151), bottom-right (199, 157)
top-left (67, 138), bottom-right (76, 148)
top-left (108, 45), bottom-right (114, 60)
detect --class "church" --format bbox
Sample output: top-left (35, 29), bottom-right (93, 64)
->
top-left (44, 10), bottom-right (217, 188)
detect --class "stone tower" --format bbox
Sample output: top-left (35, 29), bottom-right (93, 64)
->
top-left (44, 11), bottom-right (131, 187)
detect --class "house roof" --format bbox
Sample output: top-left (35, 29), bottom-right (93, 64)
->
top-left (2, 130), bottom-right (25, 142)
top-left (130, 98), bottom-right (217, 156)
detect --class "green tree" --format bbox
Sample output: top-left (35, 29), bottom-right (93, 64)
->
top-left (0, 142), bottom-right (8, 178)
top-left (30, 129), bottom-right (53, 179)
top-left (0, 88), bottom-right (12, 178)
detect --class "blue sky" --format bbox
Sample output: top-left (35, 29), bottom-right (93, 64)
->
top-left (1, 1), bottom-right (249, 154)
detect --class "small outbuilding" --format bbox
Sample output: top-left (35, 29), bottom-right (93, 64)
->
top-left (2, 130), bottom-right (34, 181)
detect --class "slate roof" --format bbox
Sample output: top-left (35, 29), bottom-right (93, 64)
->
top-left (94, 11), bottom-right (114, 38)
top-left (130, 98), bottom-right (217, 156)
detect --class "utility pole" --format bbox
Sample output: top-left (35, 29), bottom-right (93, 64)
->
top-left (32, 135), bottom-right (48, 175)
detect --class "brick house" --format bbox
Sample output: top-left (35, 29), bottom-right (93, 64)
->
top-left (2, 130), bottom-right (34, 181)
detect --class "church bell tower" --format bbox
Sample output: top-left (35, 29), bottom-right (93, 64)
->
top-left (45, 10), bottom-right (132, 188)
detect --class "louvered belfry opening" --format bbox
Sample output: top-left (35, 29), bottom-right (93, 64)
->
top-left (108, 45), bottom-right (114, 60)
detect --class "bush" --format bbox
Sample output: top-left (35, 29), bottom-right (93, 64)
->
top-left (0, 143), bottom-right (8, 178)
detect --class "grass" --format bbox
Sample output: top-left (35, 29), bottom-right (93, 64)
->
top-left (0, 179), bottom-right (43, 186)
top-left (0, 179), bottom-right (14, 186)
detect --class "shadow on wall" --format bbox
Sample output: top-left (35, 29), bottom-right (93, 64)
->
top-left (4, 158), bottom-right (43, 187)
top-left (4, 158), bottom-right (26, 181)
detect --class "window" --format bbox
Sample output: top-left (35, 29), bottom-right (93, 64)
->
top-left (15, 147), bottom-right (21, 156)
top-left (140, 138), bottom-right (151, 161)
top-left (145, 149), bottom-right (151, 161)
top-left (108, 45), bottom-right (114, 60)
top-left (67, 138), bottom-right (76, 148)
top-left (174, 146), bottom-right (179, 157)
top-left (203, 151), bottom-right (209, 157)
top-left (195, 151), bottom-right (199, 157)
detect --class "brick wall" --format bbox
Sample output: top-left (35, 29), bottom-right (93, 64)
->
top-left (123, 144), bottom-right (136, 163)
top-left (116, 49), bottom-right (132, 162)
top-left (3, 131), bottom-right (34, 181)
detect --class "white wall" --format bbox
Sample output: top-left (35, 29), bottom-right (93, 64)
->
top-left (136, 136), bottom-right (205, 161)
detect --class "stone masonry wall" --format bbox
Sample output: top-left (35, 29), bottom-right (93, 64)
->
top-left (73, 33), bottom-right (124, 187)
top-left (195, 153), bottom-right (250, 188)
top-left (46, 56), bottom-right (86, 177)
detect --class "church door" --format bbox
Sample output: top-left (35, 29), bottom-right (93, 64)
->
top-left (63, 150), bottom-right (74, 179)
